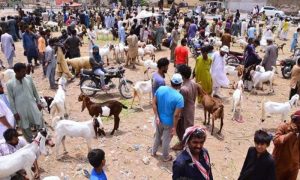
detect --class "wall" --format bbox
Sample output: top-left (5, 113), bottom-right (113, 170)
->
top-left (226, 0), bottom-right (267, 12)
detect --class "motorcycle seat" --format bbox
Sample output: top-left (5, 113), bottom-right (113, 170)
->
top-left (81, 69), bottom-right (94, 76)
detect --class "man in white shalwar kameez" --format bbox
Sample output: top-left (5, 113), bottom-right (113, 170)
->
top-left (211, 46), bottom-right (230, 97)
top-left (1, 29), bottom-right (15, 68)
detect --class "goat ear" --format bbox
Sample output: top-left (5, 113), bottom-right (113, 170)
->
top-left (81, 99), bottom-right (86, 112)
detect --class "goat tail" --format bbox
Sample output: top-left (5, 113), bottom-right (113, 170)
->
top-left (261, 98), bottom-right (266, 122)
top-left (122, 103), bottom-right (128, 109)
top-left (271, 66), bottom-right (276, 73)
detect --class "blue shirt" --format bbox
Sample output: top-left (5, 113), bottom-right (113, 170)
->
top-left (247, 27), bottom-right (256, 39)
top-left (152, 72), bottom-right (165, 95)
top-left (155, 86), bottom-right (184, 126)
top-left (90, 169), bottom-right (107, 180)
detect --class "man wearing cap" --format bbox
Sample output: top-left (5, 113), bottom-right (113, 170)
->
top-left (262, 37), bottom-right (278, 71)
top-left (211, 46), bottom-right (229, 98)
top-left (272, 110), bottom-right (300, 180)
top-left (172, 126), bottom-right (213, 179)
top-left (152, 73), bottom-right (184, 162)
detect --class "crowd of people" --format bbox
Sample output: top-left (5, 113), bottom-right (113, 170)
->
top-left (0, 2), bottom-right (299, 180)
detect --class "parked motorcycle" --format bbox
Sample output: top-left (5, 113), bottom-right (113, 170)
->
top-left (280, 50), bottom-right (300, 79)
top-left (80, 66), bottom-right (133, 98)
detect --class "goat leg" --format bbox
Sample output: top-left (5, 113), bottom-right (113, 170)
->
top-left (24, 167), bottom-right (34, 180)
top-left (218, 117), bottom-right (223, 134)
top-left (208, 113), bottom-right (211, 125)
top-left (203, 110), bottom-right (207, 125)
top-left (62, 136), bottom-right (67, 154)
top-left (211, 117), bottom-right (214, 135)
top-left (110, 116), bottom-right (120, 135)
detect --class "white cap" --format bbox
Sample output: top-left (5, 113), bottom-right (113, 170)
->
top-left (220, 45), bottom-right (229, 53)
top-left (171, 73), bottom-right (183, 85)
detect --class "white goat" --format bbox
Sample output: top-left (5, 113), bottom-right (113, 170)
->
top-left (113, 43), bottom-right (126, 62)
top-left (43, 21), bottom-right (59, 32)
top-left (130, 79), bottom-right (152, 111)
top-left (54, 117), bottom-right (104, 159)
top-left (96, 29), bottom-right (111, 40)
top-left (100, 44), bottom-right (114, 65)
top-left (261, 94), bottom-right (299, 122)
top-left (138, 45), bottom-right (157, 61)
top-left (0, 69), bottom-right (15, 83)
top-left (138, 47), bottom-right (145, 62)
top-left (251, 66), bottom-right (276, 92)
top-left (143, 59), bottom-right (157, 80)
top-left (232, 80), bottom-right (244, 118)
top-left (0, 131), bottom-right (47, 180)
top-left (50, 76), bottom-right (68, 126)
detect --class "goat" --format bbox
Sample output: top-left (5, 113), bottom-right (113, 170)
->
top-left (250, 66), bottom-right (276, 93)
top-left (261, 94), bottom-right (299, 122)
top-left (50, 77), bottom-right (68, 126)
top-left (138, 45), bottom-right (157, 62)
top-left (277, 43), bottom-right (286, 54)
top-left (40, 96), bottom-right (54, 114)
top-left (78, 94), bottom-right (128, 135)
top-left (0, 69), bottom-right (15, 83)
top-left (232, 80), bottom-right (244, 119)
top-left (43, 21), bottom-right (59, 32)
top-left (225, 65), bottom-right (244, 88)
top-left (99, 44), bottom-right (114, 65)
top-left (0, 130), bottom-right (48, 180)
top-left (199, 87), bottom-right (224, 135)
top-left (143, 59), bottom-right (157, 80)
top-left (237, 38), bottom-right (248, 49)
top-left (66, 56), bottom-right (91, 75)
top-left (131, 79), bottom-right (152, 111)
top-left (54, 117), bottom-right (105, 159)
top-left (113, 43), bottom-right (126, 63)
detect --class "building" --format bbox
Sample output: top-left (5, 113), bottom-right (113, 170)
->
top-left (225, 0), bottom-right (267, 11)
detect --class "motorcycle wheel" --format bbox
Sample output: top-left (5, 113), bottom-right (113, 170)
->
top-left (226, 56), bottom-right (240, 65)
top-left (119, 80), bottom-right (134, 99)
top-left (80, 78), bottom-right (98, 97)
top-left (282, 66), bottom-right (292, 79)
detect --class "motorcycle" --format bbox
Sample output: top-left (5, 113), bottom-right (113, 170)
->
top-left (280, 50), bottom-right (300, 79)
top-left (80, 66), bottom-right (133, 98)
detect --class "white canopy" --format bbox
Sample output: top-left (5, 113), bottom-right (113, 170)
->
top-left (135, 10), bottom-right (160, 19)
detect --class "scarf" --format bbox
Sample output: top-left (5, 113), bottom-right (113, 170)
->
top-left (183, 126), bottom-right (211, 180)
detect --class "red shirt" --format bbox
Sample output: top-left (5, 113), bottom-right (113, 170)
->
top-left (175, 46), bottom-right (188, 65)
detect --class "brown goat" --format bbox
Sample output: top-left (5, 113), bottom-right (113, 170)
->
top-left (78, 94), bottom-right (128, 135)
top-left (199, 88), bottom-right (224, 135)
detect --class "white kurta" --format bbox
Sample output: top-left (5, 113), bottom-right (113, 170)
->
top-left (211, 52), bottom-right (229, 88)
top-left (1, 33), bottom-right (15, 60)
top-left (0, 99), bottom-right (15, 139)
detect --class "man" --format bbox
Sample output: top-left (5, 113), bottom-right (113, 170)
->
top-left (273, 110), bottom-right (300, 180)
top-left (172, 126), bottom-right (213, 180)
top-left (64, 29), bottom-right (82, 59)
top-left (0, 93), bottom-right (14, 138)
top-left (0, 128), bottom-right (40, 179)
top-left (291, 28), bottom-right (300, 53)
top-left (173, 65), bottom-right (202, 150)
top-left (170, 24), bottom-right (180, 63)
top-left (0, 17), bottom-right (8, 37)
top-left (154, 22), bottom-right (165, 50)
top-left (7, 16), bottom-right (18, 41)
top-left (211, 46), bottom-right (230, 97)
top-left (6, 63), bottom-right (43, 142)
top-left (44, 38), bottom-right (57, 90)
top-left (1, 28), bottom-right (15, 68)
top-left (88, 149), bottom-right (107, 180)
top-left (231, 19), bottom-right (240, 37)
top-left (38, 31), bottom-right (46, 76)
top-left (126, 30), bottom-right (138, 69)
top-left (152, 58), bottom-right (169, 95)
top-left (221, 28), bottom-right (232, 48)
top-left (188, 19), bottom-right (197, 40)
top-left (262, 37), bottom-right (278, 71)
top-left (90, 46), bottom-right (108, 90)
top-left (22, 25), bottom-right (39, 66)
top-left (239, 130), bottom-right (275, 180)
top-left (118, 23), bottom-right (126, 44)
top-left (247, 25), bottom-right (256, 40)
top-left (152, 73), bottom-right (184, 162)
top-left (174, 39), bottom-right (189, 70)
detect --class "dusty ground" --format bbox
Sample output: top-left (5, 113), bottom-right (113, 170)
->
top-left (1, 10), bottom-right (300, 180)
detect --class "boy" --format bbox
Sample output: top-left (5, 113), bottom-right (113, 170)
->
top-left (238, 129), bottom-right (275, 180)
top-left (88, 148), bottom-right (107, 180)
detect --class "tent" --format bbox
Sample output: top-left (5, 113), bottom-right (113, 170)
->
top-left (135, 10), bottom-right (160, 19)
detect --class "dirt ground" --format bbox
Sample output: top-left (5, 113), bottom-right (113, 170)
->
top-left (1, 11), bottom-right (300, 180)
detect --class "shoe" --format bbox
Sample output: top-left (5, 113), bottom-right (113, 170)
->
top-left (101, 85), bottom-right (109, 90)
top-left (163, 155), bottom-right (173, 162)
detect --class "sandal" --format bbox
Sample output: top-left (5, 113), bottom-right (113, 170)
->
top-left (163, 155), bottom-right (173, 162)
